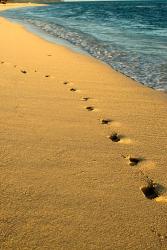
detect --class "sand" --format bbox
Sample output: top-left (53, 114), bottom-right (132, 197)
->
top-left (0, 4), bottom-right (167, 250)
top-left (0, 2), bottom-right (46, 11)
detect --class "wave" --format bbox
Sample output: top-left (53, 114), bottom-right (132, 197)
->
top-left (1, 1), bottom-right (167, 91)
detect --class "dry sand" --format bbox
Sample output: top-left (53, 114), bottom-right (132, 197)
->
top-left (0, 4), bottom-right (167, 250)
top-left (0, 3), bottom-right (46, 11)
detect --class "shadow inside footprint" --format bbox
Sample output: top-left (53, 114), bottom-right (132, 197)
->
top-left (63, 81), bottom-right (69, 85)
top-left (21, 70), bottom-right (27, 74)
top-left (45, 75), bottom-right (50, 78)
top-left (122, 155), bottom-right (142, 166)
top-left (109, 133), bottom-right (120, 142)
top-left (129, 157), bottom-right (141, 166)
top-left (81, 97), bottom-right (89, 101)
top-left (101, 119), bottom-right (111, 125)
top-left (141, 182), bottom-right (166, 200)
top-left (86, 106), bottom-right (94, 111)
top-left (141, 185), bottom-right (158, 199)
top-left (70, 88), bottom-right (77, 92)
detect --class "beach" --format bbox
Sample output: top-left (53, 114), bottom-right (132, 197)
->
top-left (0, 3), bottom-right (167, 249)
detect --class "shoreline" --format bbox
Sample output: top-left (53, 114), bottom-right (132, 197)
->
top-left (0, 2), bottom-right (47, 10)
top-left (1, 3), bottom-right (166, 93)
top-left (0, 4), bottom-right (167, 250)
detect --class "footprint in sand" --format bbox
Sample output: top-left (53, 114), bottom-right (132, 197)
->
top-left (70, 88), bottom-right (77, 92)
top-left (141, 183), bottom-right (160, 200)
top-left (128, 157), bottom-right (140, 166)
top-left (63, 81), bottom-right (69, 85)
top-left (21, 70), bottom-right (27, 74)
top-left (101, 118), bottom-right (112, 125)
top-left (81, 97), bottom-right (90, 101)
top-left (86, 106), bottom-right (94, 111)
top-left (122, 155), bottom-right (141, 166)
top-left (110, 134), bottom-right (132, 144)
top-left (140, 177), bottom-right (166, 201)
top-left (108, 132), bottom-right (121, 142)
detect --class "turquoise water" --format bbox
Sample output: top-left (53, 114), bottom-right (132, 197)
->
top-left (1, 0), bottom-right (167, 90)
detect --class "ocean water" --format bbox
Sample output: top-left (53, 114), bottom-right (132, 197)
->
top-left (1, 0), bottom-right (167, 90)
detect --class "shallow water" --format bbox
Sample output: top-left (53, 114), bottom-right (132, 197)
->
top-left (1, 0), bottom-right (167, 90)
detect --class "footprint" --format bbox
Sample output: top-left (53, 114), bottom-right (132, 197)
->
top-left (141, 183), bottom-right (159, 200)
top-left (70, 88), bottom-right (77, 92)
top-left (63, 81), bottom-right (69, 85)
top-left (141, 179), bottom-right (166, 200)
top-left (122, 155), bottom-right (141, 166)
top-left (108, 133), bottom-right (120, 142)
top-left (21, 70), bottom-right (27, 74)
top-left (129, 157), bottom-right (140, 166)
top-left (86, 106), bottom-right (94, 111)
top-left (81, 97), bottom-right (90, 101)
top-left (101, 118), bottom-right (111, 125)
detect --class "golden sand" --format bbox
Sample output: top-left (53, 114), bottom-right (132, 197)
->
top-left (0, 3), bottom-right (46, 11)
top-left (0, 4), bottom-right (167, 249)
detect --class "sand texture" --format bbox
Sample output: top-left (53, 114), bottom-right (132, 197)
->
top-left (0, 6), bottom-right (167, 250)
top-left (0, 3), bottom-right (46, 11)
